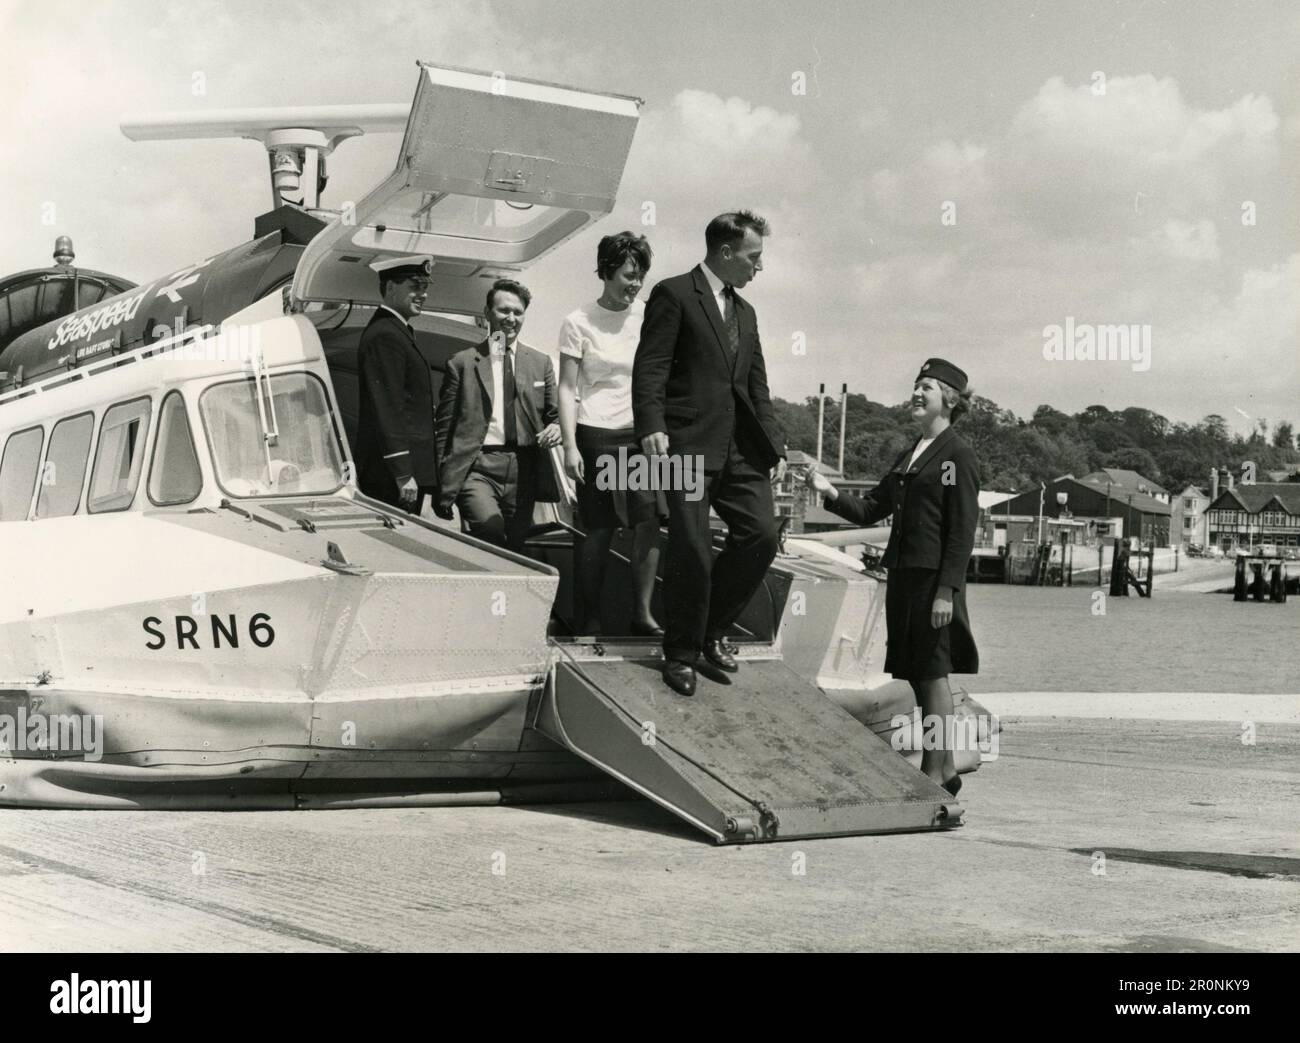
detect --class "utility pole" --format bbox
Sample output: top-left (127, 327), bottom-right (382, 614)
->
top-left (837, 383), bottom-right (847, 475)
top-left (815, 383), bottom-right (825, 464)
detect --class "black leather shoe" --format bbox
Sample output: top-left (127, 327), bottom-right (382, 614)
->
top-left (702, 639), bottom-right (738, 673)
top-left (629, 620), bottom-right (665, 638)
top-left (663, 659), bottom-right (697, 696)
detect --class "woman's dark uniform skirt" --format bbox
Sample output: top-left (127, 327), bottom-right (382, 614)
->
top-left (884, 567), bottom-right (979, 681)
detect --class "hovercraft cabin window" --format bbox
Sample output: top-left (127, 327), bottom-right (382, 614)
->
top-left (147, 391), bottom-right (202, 506)
top-left (87, 397), bottom-right (152, 513)
top-left (200, 373), bottom-right (345, 497)
top-left (0, 426), bottom-right (43, 521)
top-left (34, 412), bottom-right (93, 519)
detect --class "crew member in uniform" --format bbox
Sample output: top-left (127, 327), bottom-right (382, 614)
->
top-left (355, 255), bottom-right (438, 512)
top-left (435, 278), bottom-right (562, 551)
top-left (805, 358), bottom-right (980, 795)
top-left (633, 211), bottom-right (787, 697)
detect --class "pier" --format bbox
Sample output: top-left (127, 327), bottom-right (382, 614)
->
top-left (1232, 553), bottom-right (1290, 603)
top-left (967, 537), bottom-right (1162, 594)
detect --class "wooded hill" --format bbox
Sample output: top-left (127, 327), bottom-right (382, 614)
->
top-left (772, 395), bottom-right (1300, 493)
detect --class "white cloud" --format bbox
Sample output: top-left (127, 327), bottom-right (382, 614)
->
top-left (615, 88), bottom-right (818, 291)
top-left (1156, 219), bottom-right (1220, 262)
top-left (1135, 252), bottom-right (1300, 421)
top-left (673, 89), bottom-right (803, 148)
top-left (841, 72), bottom-right (1292, 421)
top-left (922, 141), bottom-right (988, 195)
top-left (1000, 75), bottom-right (1280, 233)
top-left (628, 90), bottom-right (812, 211)
top-left (1010, 75), bottom-right (1277, 161)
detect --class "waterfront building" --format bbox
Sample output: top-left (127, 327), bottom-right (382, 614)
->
top-left (1171, 484), bottom-right (1211, 548)
top-left (1080, 468), bottom-right (1170, 504)
top-left (1205, 481), bottom-right (1300, 552)
top-left (983, 474), bottom-right (1171, 547)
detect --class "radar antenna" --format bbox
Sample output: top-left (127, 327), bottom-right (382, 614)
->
top-left (120, 105), bottom-right (409, 210)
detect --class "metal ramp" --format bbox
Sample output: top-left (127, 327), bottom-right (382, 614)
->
top-left (534, 655), bottom-right (962, 843)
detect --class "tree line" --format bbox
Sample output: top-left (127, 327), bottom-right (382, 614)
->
top-left (772, 394), bottom-right (1300, 494)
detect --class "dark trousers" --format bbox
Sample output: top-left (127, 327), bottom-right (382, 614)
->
top-left (456, 447), bottom-right (538, 552)
top-left (662, 439), bottom-right (779, 663)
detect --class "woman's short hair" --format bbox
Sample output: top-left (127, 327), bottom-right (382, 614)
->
top-left (596, 231), bottom-right (653, 280)
top-left (938, 380), bottom-right (972, 422)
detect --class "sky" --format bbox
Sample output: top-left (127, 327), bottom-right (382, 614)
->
top-left (0, 0), bottom-right (1295, 435)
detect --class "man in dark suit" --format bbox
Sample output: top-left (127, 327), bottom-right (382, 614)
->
top-left (632, 211), bottom-right (787, 696)
top-left (436, 278), bottom-right (561, 551)
top-left (355, 256), bottom-right (438, 512)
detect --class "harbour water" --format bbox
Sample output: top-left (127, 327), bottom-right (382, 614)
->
top-left (958, 584), bottom-right (1300, 695)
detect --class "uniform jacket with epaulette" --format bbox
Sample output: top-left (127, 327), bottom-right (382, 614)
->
top-left (355, 308), bottom-right (439, 492)
top-left (824, 426), bottom-right (980, 590)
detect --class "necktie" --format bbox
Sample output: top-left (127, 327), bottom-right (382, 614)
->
top-left (502, 348), bottom-right (518, 444)
top-left (722, 286), bottom-right (740, 357)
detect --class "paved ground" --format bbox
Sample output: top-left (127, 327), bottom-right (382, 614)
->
top-left (1155, 559), bottom-right (1240, 593)
top-left (1, 704), bottom-right (1296, 952)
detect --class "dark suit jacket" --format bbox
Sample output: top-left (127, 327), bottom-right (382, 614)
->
top-left (632, 265), bottom-right (785, 472)
top-left (824, 427), bottom-right (981, 591)
top-left (434, 338), bottom-right (558, 513)
top-left (355, 308), bottom-right (438, 493)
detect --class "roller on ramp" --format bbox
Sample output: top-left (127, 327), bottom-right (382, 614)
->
top-left (534, 653), bottom-right (962, 843)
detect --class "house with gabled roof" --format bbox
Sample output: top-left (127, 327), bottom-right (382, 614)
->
top-left (1080, 468), bottom-right (1170, 504)
top-left (1205, 482), bottom-right (1300, 552)
top-left (986, 474), bottom-right (1171, 547)
top-left (1171, 484), bottom-right (1211, 547)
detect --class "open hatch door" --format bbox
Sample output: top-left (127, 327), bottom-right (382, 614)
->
top-left (291, 62), bottom-right (641, 314)
top-left (536, 655), bottom-right (963, 844)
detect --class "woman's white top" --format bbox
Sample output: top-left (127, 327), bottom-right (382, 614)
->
top-left (908, 436), bottom-right (937, 469)
top-left (557, 298), bottom-right (645, 429)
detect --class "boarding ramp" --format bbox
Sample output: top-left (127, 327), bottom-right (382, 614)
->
top-left (535, 653), bottom-right (961, 843)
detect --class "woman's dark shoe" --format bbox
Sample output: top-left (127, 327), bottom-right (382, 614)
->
top-left (629, 620), bottom-right (665, 638)
top-left (942, 774), bottom-right (962, 797)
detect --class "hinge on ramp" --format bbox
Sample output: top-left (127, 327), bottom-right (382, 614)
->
top-left (933, 804), bottom-right (964, 827)
top-left (726, 804), bottom-right (781, 841)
